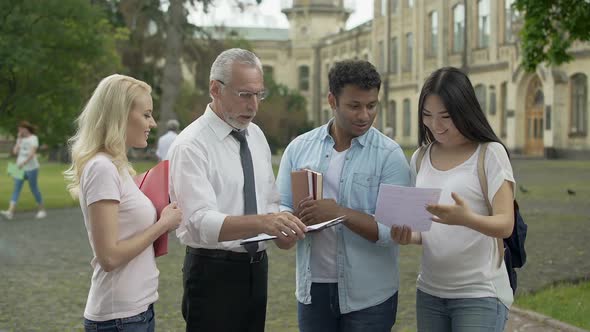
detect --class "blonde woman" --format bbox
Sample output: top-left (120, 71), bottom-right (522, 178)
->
top-left (64, 74), bottom-right (182, 332)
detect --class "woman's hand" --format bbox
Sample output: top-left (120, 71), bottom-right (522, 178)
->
top-left (160, 202), bottom-right (182, 232)
top-left (426, 192), bottom-right (474, 226)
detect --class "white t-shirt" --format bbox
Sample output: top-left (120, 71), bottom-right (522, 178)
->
top-left (310, 148), bottom-right (347, 283)
top-left (16, 135), bottom-right (40, 171)
top-left (411, 142), bottom-right (514, 308)
top-left (79, 154), bottom-right (159, 321)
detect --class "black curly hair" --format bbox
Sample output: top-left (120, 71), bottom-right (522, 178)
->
top-left (328, 60), bottom-right (381, 101)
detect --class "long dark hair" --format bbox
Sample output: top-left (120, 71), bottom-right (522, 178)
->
top-left (418, 67), bottom-right (508, 154)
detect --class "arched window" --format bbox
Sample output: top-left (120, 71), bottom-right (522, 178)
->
top-left (478, 0), bottom-right (490, 48)
top-left (453, 4), bottom-right (465, 53)
top-left (474, 84), bottom-right (487, 114)
top-left (388, 100), bottom-right (397, 137)
top-left (403, 99), bottom-right (411, 137)
top-left (570, 73), bottom-right (588, 135)
top-left (298, 65), bottom-right (309, 91)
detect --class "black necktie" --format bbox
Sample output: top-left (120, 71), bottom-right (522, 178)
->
top-left (230, 130), bottom-right (259, 256)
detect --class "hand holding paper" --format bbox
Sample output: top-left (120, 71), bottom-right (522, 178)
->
top-left (374, 184), bottom-right (441, 232)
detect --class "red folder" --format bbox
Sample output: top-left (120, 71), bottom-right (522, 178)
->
top-left (133, 160), bottom-right (170, 257)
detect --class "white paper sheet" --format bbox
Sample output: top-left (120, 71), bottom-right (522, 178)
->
top-left (240, 216), bottom-right (346, 245)
top-left (374, 184), bottom-right (441, 232)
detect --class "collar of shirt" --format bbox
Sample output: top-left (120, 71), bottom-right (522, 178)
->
top-left (319, 118), bottom-right (369, 148)
top-left (204, 104), bottom-right (250, 142)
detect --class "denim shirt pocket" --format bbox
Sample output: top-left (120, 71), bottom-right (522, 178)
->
top-left (350, 172), bottom-right (380, 213)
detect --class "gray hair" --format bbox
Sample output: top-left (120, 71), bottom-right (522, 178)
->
top-left (167, 119), bottom-right (180, 131)
top-left (209, 48), bottom-right (263, 84)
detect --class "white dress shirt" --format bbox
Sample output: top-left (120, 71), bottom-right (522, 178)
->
top-left (156, 130), bottom-right (178, 160)
top-left (168, 104), bottom-right (279, 252)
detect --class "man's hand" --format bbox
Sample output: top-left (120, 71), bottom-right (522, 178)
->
top-left (390, 225), bottom-right (412, 245)
top-left (299, 199), bottom-right (343, 226)
top-left (261, 212), bottom-right (307, 242)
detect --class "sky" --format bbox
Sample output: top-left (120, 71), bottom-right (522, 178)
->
top-left (188, 0), bottom-right (373, 30)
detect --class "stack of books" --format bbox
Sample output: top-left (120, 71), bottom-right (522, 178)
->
top-left (291, 169), bottom-right (323, 208)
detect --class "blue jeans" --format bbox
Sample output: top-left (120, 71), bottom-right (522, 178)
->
top-left (298, 283), bottom-right (397, 332)
top-left (83, 304), bottom-right (155, 332)
top-left (416, 289), bottom-right (508, 332)
top-left (10, 168), bottom-right (43, 205)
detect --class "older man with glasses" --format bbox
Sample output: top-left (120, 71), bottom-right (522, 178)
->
top-left (167, 48), bottom-right (307, 332)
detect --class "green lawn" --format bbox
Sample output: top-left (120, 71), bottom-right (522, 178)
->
top-left (1, 156), bottom-right (589, 331)
top-left (0, 157), bottom-right (156, 212)
top-left (515, 280), bottom-right (590, 330)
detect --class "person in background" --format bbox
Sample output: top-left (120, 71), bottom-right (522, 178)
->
top-left (156, 119), bottom-right (179, 161)
top-left (64, 74), bottom-right (182, 332)
top-left (391, 67), bottom-right (515, 332)
top-left (0, 121), bottom-right (46, 220)
top-left (168, 48), bottom-right (307, 332)
top-left (277, 60), bottom-right (411, 332)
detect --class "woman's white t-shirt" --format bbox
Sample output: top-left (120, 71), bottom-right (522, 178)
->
top-left (79, 153), bottom-right (159, 321)
top-left (411, 142), bottom-right (514, 308)
top-left (16, 135), bottom-right (40, 171)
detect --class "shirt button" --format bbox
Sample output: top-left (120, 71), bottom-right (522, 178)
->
top-left (340, 179), bottom-right (344, 183)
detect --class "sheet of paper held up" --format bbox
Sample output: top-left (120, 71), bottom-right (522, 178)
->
top-left (374, 184), bottom-right (442, 232)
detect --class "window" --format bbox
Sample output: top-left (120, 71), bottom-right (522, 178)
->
top-left (298, 65), bottom-right (309, 91)
top-left (323, 109), bottom-right (331, 123)
top-left (478, 0), bottom-right (490, 48)
top-left (262, 65), bottom-right (274, 81)
top-left (429, 11), bottom-right (438, 56)
top-left (381, 0), bottom-right (387, 16)
top-left (475, 84), bottom-right (487, 114)
top-left (570, 73), bottom-right (588, 135)
top-left (378, 40), bottom-right (385, 72)
top-left (388, 101), bottom-right (397, 137)
top-left (391, 0), bottom-right (398, 13)
top-left (403, 99), bottom-right (411, 136)
top-left (391, 37), bottom-right (398, 73)
top-left (407, 0), bottom-right (414, 8)
top-left (406, 33), bottom-right (413, 71)
top-left (453, 4), bottom-right (465, 53)
top-left (505, 0), bottom-right (518, 43)
top-left (489, 85), bottom-right (496, 115)
top-left (500, 82), bottom-right (507, 137)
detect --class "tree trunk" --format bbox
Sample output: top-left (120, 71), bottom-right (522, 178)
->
top-left (158, 0), bottom-right (185, 136)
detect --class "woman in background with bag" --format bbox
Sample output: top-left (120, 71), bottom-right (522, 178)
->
top-left (1, 121), bottom-right (46, 220)
top-left (391, 67), bottom-right (515, 332)
top-left (64, 74), bottom-right (182, 332)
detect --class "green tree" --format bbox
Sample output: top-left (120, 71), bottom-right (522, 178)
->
top-left (514, 0), bottom-right (590, 72)
top-left (0, 0), bottom-right (123, 149)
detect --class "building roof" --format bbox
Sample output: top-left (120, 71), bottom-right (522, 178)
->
top-left (198, 26), bottom-right (290, 41)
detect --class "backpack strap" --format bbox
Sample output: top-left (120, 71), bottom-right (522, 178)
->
top-left (476, 142), bottom-right (505, 268)
top-left (477, 142), bottom-right (493, 215)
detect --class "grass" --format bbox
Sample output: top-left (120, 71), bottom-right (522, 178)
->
top-left (0, 157), bottom-right (156, 212)
top-left (515, 280), bottom-right (590, 330)
top-left (1, 156), bottom-right (589, 331)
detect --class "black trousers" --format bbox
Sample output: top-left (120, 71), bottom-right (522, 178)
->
top-left (182, 247), bottom-right (268, 332)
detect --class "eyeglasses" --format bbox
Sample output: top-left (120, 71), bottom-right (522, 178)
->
top-left (217, 80), bottom-right (268, 101)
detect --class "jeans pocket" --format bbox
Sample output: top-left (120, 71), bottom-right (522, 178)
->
top-left (120, 311), bottom-right (148, 324)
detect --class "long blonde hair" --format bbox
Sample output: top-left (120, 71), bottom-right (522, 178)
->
top-left (64, 74), bottom-right (152, 198)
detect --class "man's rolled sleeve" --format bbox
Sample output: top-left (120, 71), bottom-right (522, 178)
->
top-left (198, 210), bottom-right (228, 245)
top-left (375, 147), bottom-right (411, 246)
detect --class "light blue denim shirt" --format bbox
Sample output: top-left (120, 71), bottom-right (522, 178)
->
top-left (277, 121), bottom-right (411, 313)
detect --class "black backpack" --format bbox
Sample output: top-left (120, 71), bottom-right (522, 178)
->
top-left (415, 143), bottom-right (527, 294)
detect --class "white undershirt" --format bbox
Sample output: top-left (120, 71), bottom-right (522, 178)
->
top-left (310, 148), bottom-right (348, 282)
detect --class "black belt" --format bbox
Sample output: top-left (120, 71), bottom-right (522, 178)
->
top-left (186, 247), bottom-right (266, 264)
